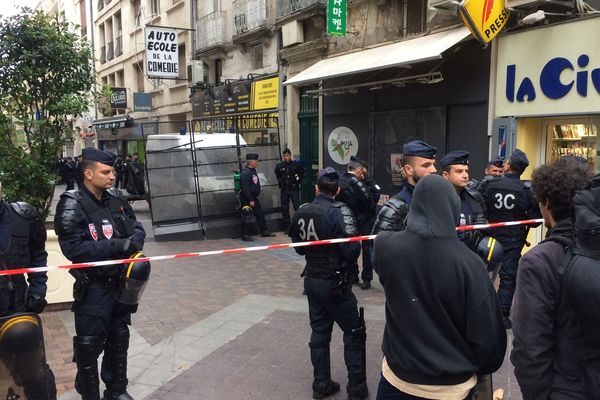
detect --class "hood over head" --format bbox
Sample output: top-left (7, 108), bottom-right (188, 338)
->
top-left (405, 174), bottom-right (460, 239)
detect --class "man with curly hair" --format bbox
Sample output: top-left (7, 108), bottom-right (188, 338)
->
top-left (511, 157), bottom-right (592, 400)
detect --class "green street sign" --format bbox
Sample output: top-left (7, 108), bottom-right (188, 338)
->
top-left (327, 0), bottom-right (347, 36)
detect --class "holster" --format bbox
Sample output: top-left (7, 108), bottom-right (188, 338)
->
top-left (70, 269), bottom-right (92, 302)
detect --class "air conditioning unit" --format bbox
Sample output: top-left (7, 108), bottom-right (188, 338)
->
top-left (190, 60), bottom-right (204, 84)
top-left (282, 21), bottom-right (304, 48)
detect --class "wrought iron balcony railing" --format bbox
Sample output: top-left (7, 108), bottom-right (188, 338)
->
top-left (233, 0), bottom-right (267, 35)
top-left (276, 0), bottom-right (325, 19)
top-left (196, 10), bottom-right (227, 50)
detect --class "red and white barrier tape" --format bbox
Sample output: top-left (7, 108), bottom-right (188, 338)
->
top-left (0, 218), bottom-right (543, 277)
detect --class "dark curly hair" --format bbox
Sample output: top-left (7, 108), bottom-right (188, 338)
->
top-left (531, 158), bottom-right (592, 221)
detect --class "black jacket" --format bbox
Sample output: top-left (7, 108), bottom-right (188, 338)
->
top-left (274, 160), bottom-right (304, 191)
top-left (240, 166), bottom-right (261, 203)
top-left (511, 219), bottom-right (589, 400)
top-left (374, 174), bottom-right (506, 385)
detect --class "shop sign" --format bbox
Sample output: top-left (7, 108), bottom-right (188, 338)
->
top-left (145, 27), bottom-right (179, 79)
top-left (212, 86), bottom-right (223, 115)
top-left (251, 77), bottom-right (279, 110)
top-left (110, 87), bottom-right (127, 109)
top-left (327, 126), bottom-right (358, 165)
top-left (459, 0), bottom-right (509, 45)
top-left (133, 92), bottom-right (152, 112)
top-left (191, 90), bottom-right (203, 118)
top-left (327, 0), bottom-right (347, 36)
top-left (496, 17), bottom-right (600, 117)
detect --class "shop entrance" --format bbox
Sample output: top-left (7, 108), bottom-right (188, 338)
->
top-left (299, 86), bottom-right (319, 203)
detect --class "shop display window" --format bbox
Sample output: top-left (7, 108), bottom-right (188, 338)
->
top-left (546, 117), bottom-right (599, 173)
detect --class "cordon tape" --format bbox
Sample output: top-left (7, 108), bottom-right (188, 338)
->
top-left (0, 218), bottom-right (543, 277)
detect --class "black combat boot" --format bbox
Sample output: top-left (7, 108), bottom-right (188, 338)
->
top-left (346, 375), bottom-right (368, 400)
top-left (102, 389), bottom-right (134, 400)
top-left (312, 378), bottom-right (340, 399)
top-left (73, 336), bottom-right (105, 400)
top-left (101, 325), bottom-right (130, 400)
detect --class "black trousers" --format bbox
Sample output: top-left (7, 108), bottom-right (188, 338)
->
top-left (280, 189), bottom-right (300, 226)
top-left (304, 276), bottom-right (365, 383)
top-left (376, 374), bottom-right (474, 400)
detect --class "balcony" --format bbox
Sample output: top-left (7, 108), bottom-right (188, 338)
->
top-left (196, 11), bottom-right (227, 53)
top-left (276, 0), bottom-right (325, 20)
top-left (106, 41), bottom-right (114, 61)
top-left (100, 46), bottom-right (106, 64)
top-left (115, 35), bottom-right (123, 57)
top-left (233, 0), bottom-right (267, 35)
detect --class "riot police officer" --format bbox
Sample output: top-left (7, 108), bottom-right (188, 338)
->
top-left (239, 153), bottom-right (275, 241)
top-left (468, 156), bottom-right (504, 193)
top-left (439, 150), bottom-right (488, 247)
top-left (337, 156), bottom-right (372, 288)
top-left (289, 167), bottom-right (368, 400)
top-left (372, 140), bottom-right (437, 234)
top-left (482, 149), bottom-right (541, 329)
top-left (274, 148), bottom-right (304, 230)
top-left (54, 148), bottom-right (146, 400)
top-left (0, 184), bottom-right (56, 399)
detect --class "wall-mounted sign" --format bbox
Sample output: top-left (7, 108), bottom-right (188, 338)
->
top-left (495, 17), bottom-right (600, 117)
top-left (327, 0), bottom-right (347, 36)
top-left (110, 87), bottom-right (127, 109)
top-left (212, 86), bottom-right (223, 115)
top-left (459, 0), bottom-right (509, 46)
top-left (327, 126), bottom-right (358, 165)
top-left (390, 153), bottom-right (403, 186)
top-left (133, 92), bottom-right (152, 112)
top-left (251, 77), bottom-right (279, 110)
top-left (145, 27), bottom-right (179, 79)
top-left (232, 82), bottom-right (250, 113)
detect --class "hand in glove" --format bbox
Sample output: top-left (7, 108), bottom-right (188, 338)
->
top-left (26, 294), bottom-right (48, 314)
top-left (114, 237), bottom-right (139, 255)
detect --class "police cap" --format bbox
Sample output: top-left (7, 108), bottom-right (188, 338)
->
top-left (402, 140), bottom-right (437, 159)
top-left (282, 148), bottom-right (291, 155)
top-left (246, 153), bottom-right (259, 160)
top-left (438, 150), bottom-right (470, 169)
top-left (488, 157), bottom-right (504, 168)
top-left (82, 147), bottom-right (116, 167)
top-left (509, 149), bottom-right (529, 172)
top-left (349, 155), bottom-right (365, 166)
top-left (317, 166), bottom-right (339, 184)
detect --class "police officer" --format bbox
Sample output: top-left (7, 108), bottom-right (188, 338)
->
top-left (468, 156), bottom-right (504, 193)
top-left (289, 167), bottom-right (368, 400)
top-left (372, 140), bottom-right (437, 234)
top-left (439, 150), bottom-right (489, 247)
top-left (0, 183), bottom-right (57, 399)
top-left (54, 148), bottom-right (146, 400)
top-left (274, 148), bottom-right (304, 230)
top-left (239, 153), bottom-right (275, 241)
top-left (482, 149), bottom-right (541, 329)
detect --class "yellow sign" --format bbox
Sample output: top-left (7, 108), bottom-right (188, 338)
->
top-left (251, 77), bottom-right (279, 110)
top-left (459, 0), bottom-right (510, 45)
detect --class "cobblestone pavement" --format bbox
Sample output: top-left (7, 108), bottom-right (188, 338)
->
top-left (40, 185), bottom-right (522, 399)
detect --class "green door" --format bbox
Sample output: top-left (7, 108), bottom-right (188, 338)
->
top-left (298, 86), bottom-right (319, 203)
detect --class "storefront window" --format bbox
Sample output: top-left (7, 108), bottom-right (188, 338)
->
top-left (546, 116), bottom-right (599, 173)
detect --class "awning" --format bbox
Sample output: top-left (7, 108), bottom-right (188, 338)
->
top-left (284, 26), bottom-right (471, 86)
top-left (91, 115), bottom-right (132, 130)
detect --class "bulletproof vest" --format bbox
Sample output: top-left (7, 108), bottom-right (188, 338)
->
top-left (293, 201), bottom-right (342, 278)
top-left (277, 162), bottom-right (300, 190)
top-left (0, 205), bottom-right (31, 314)
top-left (484, 177), bottom-right (528, 238)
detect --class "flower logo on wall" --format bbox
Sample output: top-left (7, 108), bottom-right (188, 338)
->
top-left (327, 126), bottom-right (359, 165)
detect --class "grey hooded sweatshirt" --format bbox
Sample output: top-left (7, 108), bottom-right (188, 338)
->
top-left (374, 174), bottom-right (506, 385)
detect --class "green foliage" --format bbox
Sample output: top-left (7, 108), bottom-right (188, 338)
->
top-left (0, 7), bottom-right (94, 217)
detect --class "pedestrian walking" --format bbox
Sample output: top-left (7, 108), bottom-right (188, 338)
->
top-left (54, 148), bottom-right (147, 400)
top-left (374, 174), bottom-right (506, 400)
top-left (289, 167), bottom-right (368, 400)
top-left (274, 147), bottom-right (304, 231)
top-left (239, 153), bottom-right (275, 241)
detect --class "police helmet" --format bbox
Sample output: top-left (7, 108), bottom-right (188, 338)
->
top-left (475, 236), bottom-right (504, 271)
top-left (118, 252), bottom-right (151, 305)
top-left (241, 205), bottom-right (254, 217)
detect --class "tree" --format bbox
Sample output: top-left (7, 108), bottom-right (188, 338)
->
top-left (0, 7), bottom-right (95, 217)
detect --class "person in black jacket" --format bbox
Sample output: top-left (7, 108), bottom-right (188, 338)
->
top-left (289, 167), bottom-right (368, 400)
top-left (511, 158), bottom-right (592, 400)
top-left (239, 153), bottom-right (275, 241)
top-left (54, 148), bottom-right (146, 400)
top-left (274, 148), bottom-right (304, 230)
top-left (374, 174), bottom-right (506, 400)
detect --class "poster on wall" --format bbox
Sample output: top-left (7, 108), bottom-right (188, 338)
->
top-left (327, 126), bottom-right (358, 165)
top-left (390, 153), bottom-right (403, 186)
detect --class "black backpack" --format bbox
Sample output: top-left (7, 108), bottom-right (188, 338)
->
top-left (554, 173), bottom-right (600, 398)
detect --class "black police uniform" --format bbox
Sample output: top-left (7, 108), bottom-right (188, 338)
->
top-left (274, 155), bottom-right (304, 229)
top-left (0, 201), bottom-right (56, 399)
top-left (482, 151), bottom-right (540, 320)
top-left (239, 157), bottom-right (270, 239)
top-left (289, 174), bottom-right (368, 400)
top-left (54, 149), bottom-right (145, 400)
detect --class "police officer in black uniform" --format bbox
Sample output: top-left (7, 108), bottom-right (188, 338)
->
top-left (239, 153), bottom-right (275, 241)
top-left (482, 149), bottom-right (541, 328)
top-left (0, 184), bottom-right (56, 399)
top-left (372, 140), bottom-right (437, 234)
top-left (468, 156), bottom-right (504, 193)
top-left (439, 151), bottom-right (489, 247)
top-left (289, 167), bottom-right (368, 400)
top-left (54, 148), bottom-right (146, 400)
top-left (274, 148), bottom-right (304, 230)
